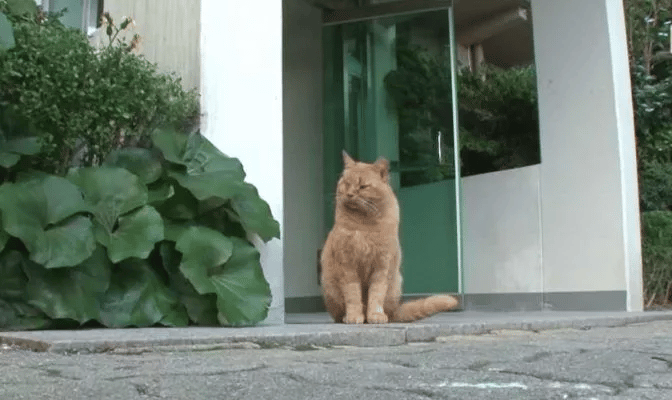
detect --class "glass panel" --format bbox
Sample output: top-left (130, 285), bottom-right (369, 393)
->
top-left (52, 0), bottom-right (83, 30)
top-left (323, 6), bottom-right (460, 295)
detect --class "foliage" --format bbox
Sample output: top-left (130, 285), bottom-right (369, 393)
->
top-left (641, 211), bottom-right (672, 305)
top-left (458, 65), bottom-right (540, 176)
top-left (0, 128), bottom-right (279, 330)
top-left (624, 0), bottom-right (672, 76)
top-left (384, 41), bottom-right (455, 185)
top-left (0, 4), bottom-right (199, 175)
top-left (623, 0), bottom-right (672, 308)
top-left (384, 42), bottom-right (540, 181)
top-left (0, 1), bottom-right (278, 329)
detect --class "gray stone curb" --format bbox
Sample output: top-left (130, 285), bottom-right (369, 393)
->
top-left (1, 311), bottom-right (671, 354)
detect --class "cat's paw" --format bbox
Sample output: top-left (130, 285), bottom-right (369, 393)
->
top-left (343, 313), bottom-right (365, 324)
top-left (367, 312), bottom-right (388, 324)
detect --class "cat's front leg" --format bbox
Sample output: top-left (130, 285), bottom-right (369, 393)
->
top-left (342, 278), bottom-right (365, 324)
top-left (366, 269), bottom-right (389, 324)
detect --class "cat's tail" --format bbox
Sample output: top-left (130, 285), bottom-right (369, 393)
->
top-left (391, 295), bottom-right (459, 322)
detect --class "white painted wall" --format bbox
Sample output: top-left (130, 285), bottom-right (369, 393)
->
top-left (462, 165), bottom-right (542, 295)
top-left (283, 0), bottom-right (325, 299)
top-left (531, 0), bottom-right (640, 308)
top-left (201, 0), bottom-right (284, 323)
top-left (606, 0), bottom-right (643, 311)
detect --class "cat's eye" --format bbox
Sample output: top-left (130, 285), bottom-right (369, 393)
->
top-left (359, 184), bottom-right (370, 189)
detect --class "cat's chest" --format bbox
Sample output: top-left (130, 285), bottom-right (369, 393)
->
top-left (335, 228), bottom-right (397, 261)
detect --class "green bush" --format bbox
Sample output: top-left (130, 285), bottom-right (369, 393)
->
top-left (0, 4), bottom-right (199, 175)
top-left (0, 4), bottom-right (279, 329)
top-left (458, 65), bottom-right (540, 176)
top-left (0, 128), bottom-right (280, 330)
top-left (641, 211), bottom-right (672, 305)
top-left (384, 42), bottom-right (540, 179)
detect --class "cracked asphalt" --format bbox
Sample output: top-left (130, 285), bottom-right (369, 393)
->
top-left (2, 319), bottom-right (672, 399)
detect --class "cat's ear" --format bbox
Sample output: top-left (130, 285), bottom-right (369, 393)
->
top-left (342, 150), bottom-right (355, 169)
top-left (374, 157), bottom-right (389, 181)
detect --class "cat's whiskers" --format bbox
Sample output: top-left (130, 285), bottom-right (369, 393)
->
top-left (337, 194), bottom-right (381, 217)
top-left (356, 197), bottom-right (380, 217)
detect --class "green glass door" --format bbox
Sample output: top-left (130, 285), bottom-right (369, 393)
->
top-left (323, 2), bottom-right (461, 295)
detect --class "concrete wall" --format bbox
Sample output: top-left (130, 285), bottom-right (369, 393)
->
top-left (462, 165), bottom-right (542, 297)
top-left (105, 0), bottom-right (200, 90)
top-left (201, 0), bottom-right (284, 323)
top-left (283, 0), bottom-right (325, 300)
top-left (531, 0), bottom-right (641, 310)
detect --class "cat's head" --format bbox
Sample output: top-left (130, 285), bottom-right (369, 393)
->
top-left (335, 151), bottom-right (393, 218)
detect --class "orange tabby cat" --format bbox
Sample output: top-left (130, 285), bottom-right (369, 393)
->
top-left (320, 151), bottom-right (459, 324)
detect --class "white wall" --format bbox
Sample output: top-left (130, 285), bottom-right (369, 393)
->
top-left (201, 0), bottom-right (284, 323)
top-left (606, 0), bottom-right (644, 312)
top-left (462, 166), bottom-right (542, 295)
top-left (283, 0), bottom-right (325, 299)
top-left (531, 0), bottom-right (641, 309)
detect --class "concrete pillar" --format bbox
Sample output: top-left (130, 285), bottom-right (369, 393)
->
top-left (531, 0), bottom-right (642, 310)
top-left (201, 1), bottom-right (285, 323)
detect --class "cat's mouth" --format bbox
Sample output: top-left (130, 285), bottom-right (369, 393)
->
top-left (341, 197), bottom-right (380, 216)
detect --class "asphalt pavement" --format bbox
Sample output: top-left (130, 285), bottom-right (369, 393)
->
top-left (1, 312), bottom-right (672, 399)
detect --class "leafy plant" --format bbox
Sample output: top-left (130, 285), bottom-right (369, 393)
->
top-left (0, 4), bottom-right (199, 175)
top-left (641, 211), bottom-right (672, 306)
top-left (384, 42), bottom-right (540, 180)
top-left (0, 129), bottom-right (280, 329)
top-left (458, 65), bottom-right (540, 175)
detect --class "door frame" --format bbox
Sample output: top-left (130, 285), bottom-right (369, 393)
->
top-left (322, 0), bottom-right (463, 295)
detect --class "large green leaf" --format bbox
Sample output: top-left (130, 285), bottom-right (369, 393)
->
top-left (0, 12), bottom-right (15, 51)
top-left (152, 129), bottom-right (247, 201)
top-left (151, 128), bottom-right (190, 166)
top-left (0, 177), bottom-right (95, 268)
top-left (0, 214), bottom-right (8, 253)
top-left (0, 249), bottom-right (28, 299)
top-left (23, 246), bottom-right (111, 324)
top-left (147, 180), bottom-right (175, 206)
top-left (174, 228), bottom-right (270, 325)
top-left (68, 167), bottom-right (163, 263)
top-left (94, 205), bottom-right (164, 263)
top-left (212, 237), bottom-right (271, 326)
top-left (99, 258), bottom-right (188, 328)
top-left (104, 148), bottom-right (163, 184)
top-left (230, 183), bottom-right (281, 242)
top-left (68, 167), bottom-right (148, 223)
top-left (160, 241), bottom-right (218, 325)
top-left (0, 153), bottom-right (20, 169)
top-left (6, 0), bottom-right (37, 17)
top-left (0, 298), bottom-right (51, 331)
top-left (168, 168), bottom-right (244, 201)
top-left (152, 129), bottom-right (245, 180)
top-left (151, 129), bottom-right (280, 241)
top-left (175, 226), bottom-right (234, 294)
top-left (0, 230), bottom-right (8, 253)
top-left (155, 182), bottom-right (198, 220)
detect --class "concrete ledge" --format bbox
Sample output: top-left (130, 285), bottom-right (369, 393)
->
top-left (1, 311), bottom-right (671, 354)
